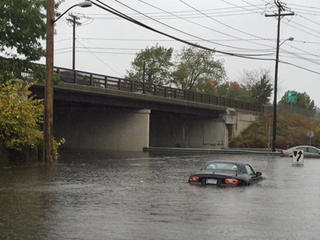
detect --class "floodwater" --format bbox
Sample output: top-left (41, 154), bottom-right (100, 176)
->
top-left (1, 152), bottom-right (320, 240)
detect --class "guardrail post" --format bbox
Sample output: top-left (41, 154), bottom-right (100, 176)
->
top-left (154, 85), bottom-right (157, 95)
top-left (104, 76), bottom-right (108, 88)
top-left (174, 89), bottom-right (177, 98)
top-left (143, 82), bottom-right (145, 94)
top-left (90, 74), bottom-right (93, 86)
top-left (74, 70), bottom-right (77, 84)
top-left (118, 79), bottom-right (121, 90)
top-left (164, 87), bottom-right (167, 97)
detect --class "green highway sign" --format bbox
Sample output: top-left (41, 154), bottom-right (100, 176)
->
top-left (285, 91), bottom-right (297, 104)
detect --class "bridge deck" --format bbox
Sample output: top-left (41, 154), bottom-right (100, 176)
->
top-left (1, 57), bottom-right (263, 112)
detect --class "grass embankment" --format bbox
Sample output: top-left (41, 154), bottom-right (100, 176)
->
top-left (230, 111), bottom-right (320, 149)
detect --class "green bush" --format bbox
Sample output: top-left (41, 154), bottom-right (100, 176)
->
top-left (0, 79), bottom-right (64, 161)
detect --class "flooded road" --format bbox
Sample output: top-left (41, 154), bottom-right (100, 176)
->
top-left (1, 152), bottom-right (320, 240)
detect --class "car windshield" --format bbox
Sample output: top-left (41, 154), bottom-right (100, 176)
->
top-left (205, 162), bottom-right (238, 171)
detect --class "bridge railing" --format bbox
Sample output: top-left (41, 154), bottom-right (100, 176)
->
top-left (54, 66), bottom-right (263, 112)
top-left (0, 56), bottom-right (263, 112)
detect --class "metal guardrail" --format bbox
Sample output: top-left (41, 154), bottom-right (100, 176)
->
top-left (1, 57), bottom-right (263, 112)
top-left (52, 67), bottom-right (263, 112)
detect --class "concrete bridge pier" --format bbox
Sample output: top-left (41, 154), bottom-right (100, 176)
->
top-left (54, 103), bottom-right (150, 152)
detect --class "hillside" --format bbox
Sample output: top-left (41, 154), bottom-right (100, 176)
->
top-left (230, 111), bottom-right (320, 149)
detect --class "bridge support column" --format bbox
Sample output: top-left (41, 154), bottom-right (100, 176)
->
top-left (54, 105), bottom-right (150, 152)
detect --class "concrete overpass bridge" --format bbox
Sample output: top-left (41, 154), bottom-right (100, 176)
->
top-left (30, 66), bottom-right (262, 152)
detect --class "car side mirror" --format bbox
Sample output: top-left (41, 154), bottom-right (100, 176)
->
top-left (256, 171), bottom-right (262, 176)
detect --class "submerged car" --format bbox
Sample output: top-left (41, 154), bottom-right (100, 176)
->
top-left (280, 145), bottom-right (320, 157)
top-left (188, 161), bottom-right (262, 186)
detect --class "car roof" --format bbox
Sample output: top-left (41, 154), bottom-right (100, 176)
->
top-left (289, 145), bottom-right (319, 149)
top-left (205, 161), bottom-right (247, 167)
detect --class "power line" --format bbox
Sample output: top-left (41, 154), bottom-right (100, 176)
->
top-left (89, 0), bottom-right (320, 76)
top-left (55, 49), bottom-right (137, 55)
top-left (81, 8), bottom-right (257, 17)
top-left (279, 60), bottom-right (320, 75)
top-left (288, 20), bottom-right (320, 37)
top-left (297, 15), bottom-right (320, 27)
top-left (216, 0), bottom-right (320, 65)
top-left (91, 0), bottom-right (274, 59)
top-left (76, 39), bottom-right (122, 75)
top-left (279, 55), bottom-right (320, 62)
top-left (56, 46), bottom-right (142, 51)
top-left (289, 3), bottom-right (320, 11)
top-left (284, 21), bottom-right (320, 39)
top-left (113, 0), bottom-right (270, 51)
top-left (90, 11), bottom-right (257, 20)
top-left (55, 45), bottom-right (274, 55)
top-left (114, 0), bottom-right (278, 52)
top-left (75, 4), bottom-right (264, 16)
top-left (86, 0), bottom-right (320, 67)
top-left (176, 0), bottom-right (269, 40)
top-left (56, 37), bottom-right (320, 44)
top-left (55, 44), bottom-right (320, 58)
top-left (219, 0), bottom-right (264, 13)
top-left (74, 37), bottom-right (276, 42)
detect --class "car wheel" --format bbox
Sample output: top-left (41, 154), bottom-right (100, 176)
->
top-left (201, 178), bottom-right (206, 186)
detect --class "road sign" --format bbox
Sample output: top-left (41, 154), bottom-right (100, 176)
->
top-left (307, 131), bottom-right (314, 138)
top-left (285, 91), bottom-right (297, 104)
top-left (292, 150), bottom-right (304, 165)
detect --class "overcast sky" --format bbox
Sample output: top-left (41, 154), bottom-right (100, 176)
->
top-left (41, 0), bottom-right (320, 106)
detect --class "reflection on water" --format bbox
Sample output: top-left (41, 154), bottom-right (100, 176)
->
top-left (1, 151), bottom-right (320, 240)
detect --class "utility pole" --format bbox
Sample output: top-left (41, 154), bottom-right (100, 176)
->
top-left (265, 0), bottom-right (294, 152)
top-left (67, 15), bottom-right (81, 74)
top-left (45, 1), bottom-right (92, 164)
top-left (142, 61), bottom-right (146, 93)
top-left (45, 0), bottom-right (55, 164)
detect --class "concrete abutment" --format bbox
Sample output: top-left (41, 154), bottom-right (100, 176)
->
top-left (54, 103), bottom-right (150, 152)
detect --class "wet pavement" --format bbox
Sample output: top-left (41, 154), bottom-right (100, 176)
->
top-left (1, 152), bottom-right (320, 240)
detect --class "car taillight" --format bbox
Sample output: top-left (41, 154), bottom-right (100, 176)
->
top-left (189, 176), bottom-right (200, 182)
top-left (224, 178), bottom-right (239, 185)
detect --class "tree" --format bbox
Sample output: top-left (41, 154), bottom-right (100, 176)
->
top-left (241, 69), bottom-right (273, 105)
top-left (0, 1), bottom-right (60, 80)
top-left (0, 0), bottom-right (47, 61)
top-left (126, 45), bottom-right (173, 85)
top-left (172, 47), bottom-right (226, 90)
top-left (216, 81), bottom-right (251, 102)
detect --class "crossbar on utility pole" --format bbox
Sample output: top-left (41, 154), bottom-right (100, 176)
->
top-left (265, 1), bottom-right (294, 152)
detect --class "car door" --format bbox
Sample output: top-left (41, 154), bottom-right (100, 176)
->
top-left (245, 165), bottom-right (259, 183)
top-left (307, 147), bottom-right (320, 157)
